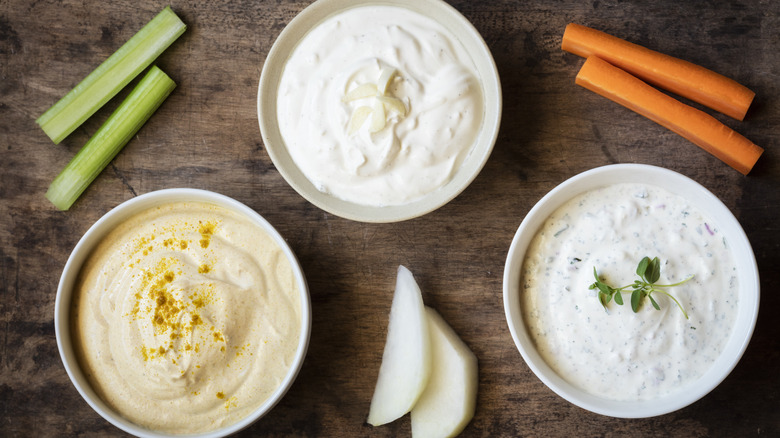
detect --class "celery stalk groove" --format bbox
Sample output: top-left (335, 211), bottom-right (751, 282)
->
top-left (45, 66), bottom-right (176, 210)
top-left (36, 6), bottom-right (186, 144)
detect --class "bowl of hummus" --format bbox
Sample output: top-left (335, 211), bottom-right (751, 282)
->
top-left (258, 0), bottom-right (501, 222)
top-left (503, 164), bottom-right (759, 418)
top-left (54, 189), bottom-right (311, 437)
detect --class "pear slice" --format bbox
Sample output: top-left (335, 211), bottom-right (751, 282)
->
top-left (367, 265), bottom-right (432, 426)
top-left (343, 83), bottom-right (378, 102)
top-left (411, 307), bottom-right (478, 438)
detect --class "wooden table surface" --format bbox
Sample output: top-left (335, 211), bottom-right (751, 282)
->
top-left (2, 0), bottom-right (778, 436)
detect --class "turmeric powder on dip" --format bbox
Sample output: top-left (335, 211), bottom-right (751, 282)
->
top-left (71, 202), bottom-right (301, 434)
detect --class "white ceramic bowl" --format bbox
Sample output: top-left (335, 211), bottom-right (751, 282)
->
top-left (502, 164), bottom-right (760, 418)
top-left (257, 0), bottom-right (502, 223)
top-left (54, 189), bottom-right (312, 437)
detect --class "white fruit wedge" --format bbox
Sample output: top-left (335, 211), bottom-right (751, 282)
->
top-left (411, 307), bottom-right (478, 438)
top-left (367, 265), bottom-right (432, 426)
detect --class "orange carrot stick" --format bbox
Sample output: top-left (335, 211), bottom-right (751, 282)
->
top-left (576, 56), bottom-right (763, 175)
top-left (562, 23), bottom-right (755, 121)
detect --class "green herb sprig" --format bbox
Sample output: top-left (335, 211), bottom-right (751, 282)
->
top-left (588, 256), bottom-right (693, 319)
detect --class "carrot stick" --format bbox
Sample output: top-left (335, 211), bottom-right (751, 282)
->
top-left (562, 23), bottom-right (755, 121)
top-left (576, 56), bottom-right (763, 175)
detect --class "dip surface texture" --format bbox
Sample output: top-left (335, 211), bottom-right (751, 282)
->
top-left (71, 202), bottom-right (301, 434)
top-left (520, 183), bottom-right (738, 401)
top-left (276, 5), bottom-right (484, 206)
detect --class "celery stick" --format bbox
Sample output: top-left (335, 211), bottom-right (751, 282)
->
top-left (36, 6), bottom-right (186, 144)
top-left (45, 66), bottom-right (176, 210)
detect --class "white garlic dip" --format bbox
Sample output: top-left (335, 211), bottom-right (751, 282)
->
top-left (71, 202), bottom-right (301, 434)
top-left (276, 5), bottom-right (484, 206)
top-left (520, 183), bottom-right (738, 401)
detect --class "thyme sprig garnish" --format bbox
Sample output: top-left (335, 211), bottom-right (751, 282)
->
top-left (589, 256), bottom-right (693, 319)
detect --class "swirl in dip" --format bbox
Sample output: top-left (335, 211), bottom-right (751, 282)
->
top-left (71, 202), bottom-right (301, 434)
top-left (520, 183), bottom-right (738, 401)
top-left (276, 5), bottom-right (484, 206)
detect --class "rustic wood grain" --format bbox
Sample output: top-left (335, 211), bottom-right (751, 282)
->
top-left (1, 0), bottom-right (778, 436)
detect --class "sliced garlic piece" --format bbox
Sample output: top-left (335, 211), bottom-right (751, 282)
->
top-left (376, 96), bottom-right (407, 116)
top-left (376, 68), bottom-right (397, 95)
top-left (369, 100), bottom-right (386, 133)
top-left (348, 106), bottom-right (373, 135)
top-left (343, 83), bottom-right (378, 102)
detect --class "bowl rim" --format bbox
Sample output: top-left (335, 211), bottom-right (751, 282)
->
top-left (54, 188), bottom-right (312, 437)
top-left (502, 163), bottom-right (760, 418)
top-left (257, 0), bottom-right (502, 223)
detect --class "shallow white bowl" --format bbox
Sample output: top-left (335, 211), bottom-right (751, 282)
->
top-left (257, 0), bottom-right (502, 223)
top-left (54, 189), bottom-right (312, 437)
top-left (502, 164), bottom-right (760, 418)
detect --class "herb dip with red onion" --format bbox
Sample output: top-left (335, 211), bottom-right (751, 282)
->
top-left (520, 183), bottom-right (738, 401)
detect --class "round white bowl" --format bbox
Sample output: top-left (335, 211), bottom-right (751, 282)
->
top-left (502, 164), bottom-right (760, 418)
top-left (54, 189), bottom-right (312, 437)
top-left (257, 0), bottom-right (502, 223)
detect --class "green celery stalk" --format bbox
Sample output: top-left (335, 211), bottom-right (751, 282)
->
top-left (46, 66), bottom-right (176, 210)
top-left (36, 6), bottom-right (186, 144)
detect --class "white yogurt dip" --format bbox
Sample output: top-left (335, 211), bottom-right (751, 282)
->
top-left (520, 183), bottom-right (738, 401)
top-left (71, 202), bottom-right (301, 434)
top-left (276, 5), bottom-right (484, 206)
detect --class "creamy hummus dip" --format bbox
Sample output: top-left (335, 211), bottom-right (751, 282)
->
top-left (276, 5), bottom-right (484, 206)
top-left (71, 202), bottom-right (301, 434)
top-left (520, 183), bottom-right (738, 401)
